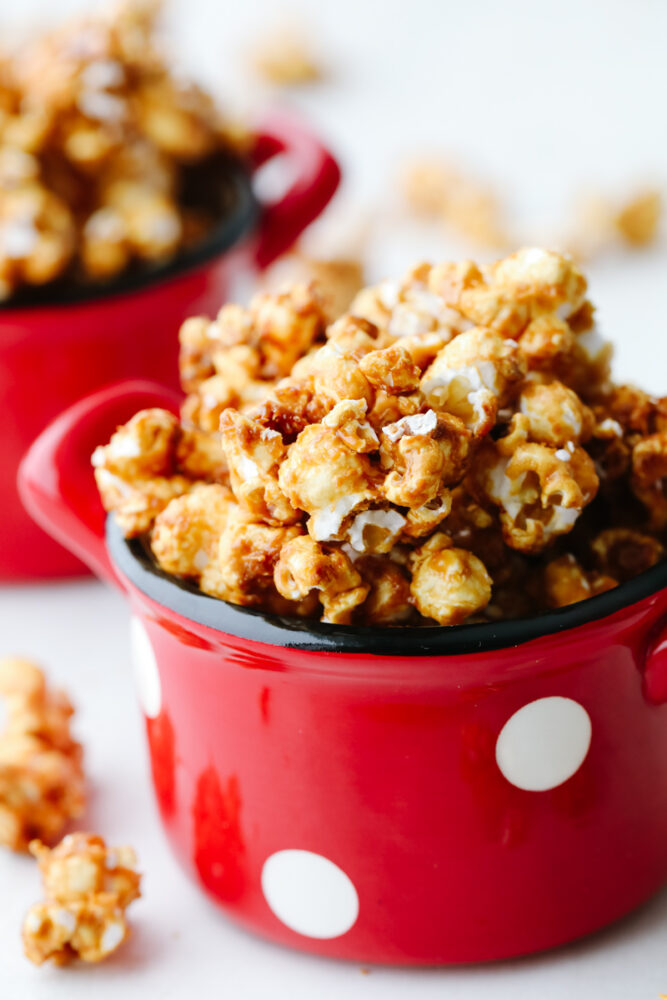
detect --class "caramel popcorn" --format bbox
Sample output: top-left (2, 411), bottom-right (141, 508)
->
top-left (23, 833), bottom-right (141, 965)
top-left (94, 248), bottom-right (667, 626)
top-left (250, 25), bottom-right (322, 86)
top-left (400, 157), bottom-right (509, 248)
top-left (615, 189), bottom-right (662, 247)
top-left (0, 658), bottom-right (84, 852)
top-left (0, 0), bottom-right (249, 301)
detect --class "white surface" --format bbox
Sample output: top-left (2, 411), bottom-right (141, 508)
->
top-left (261, 849), bottom-right (359, 939)
top-left (3, 0), bottom-right (667, 996)
top-left (495, 697), bottom-right (592, 793)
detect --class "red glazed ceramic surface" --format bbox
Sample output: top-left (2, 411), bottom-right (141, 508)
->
top-left (1, 113), bottom-right (340, 580)
top-left (18, 381), bottom-right (667, 965)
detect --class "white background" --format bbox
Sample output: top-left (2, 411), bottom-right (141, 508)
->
top-left (3, 0), bottom-right (667, 997)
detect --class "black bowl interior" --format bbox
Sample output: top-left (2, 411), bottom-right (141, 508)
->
top-left (106, 515), bottom-right (667, 656)
top-left (0, 154), bottom-right (259, 310)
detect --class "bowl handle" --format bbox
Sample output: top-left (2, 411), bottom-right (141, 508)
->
top-left (251, 111), bottom-right (341, 269)
top-left (18, 380), bottom-right (181, 588)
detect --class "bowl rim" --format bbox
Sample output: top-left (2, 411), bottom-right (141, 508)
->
top-left (0, 158), bottom-right (259, 312)
top-left (106, 515), bottom-right (667, 656)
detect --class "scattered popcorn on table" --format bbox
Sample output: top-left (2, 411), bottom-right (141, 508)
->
top-left (250, 25), bottom-right (323, 86)
top-left (22, 832), bottom-right (141, 965)
top-left (615, 189), bottom-right (662, 247)
top-left (0, 658), bottom-right (84, 852)
top-left (400, 157), bottom-right (509, 249)
top-left (0, 0), bottom-right (250, 302)
top-left (93, 247), bottom-right (667, 626)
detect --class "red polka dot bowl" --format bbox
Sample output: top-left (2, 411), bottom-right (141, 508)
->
top-left (1, 112), bottom-right (340, 581)
top-left (18, 380), bottom-right (667, 964)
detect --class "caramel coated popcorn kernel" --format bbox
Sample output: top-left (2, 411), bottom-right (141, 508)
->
top-left (0, 658), bottom-right (84, 852)
top-left (23, 832), bottom-right (141, 965)
top-left (94, 248), bottom-right (667, 626)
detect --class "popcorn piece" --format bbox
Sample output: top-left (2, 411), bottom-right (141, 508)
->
top-left (92, 408), bottom-right (179, 479)
top-left (92, 408), bottom-right (226, 536)
top-left (591, 528), bottom-right (664, 583)
top-left (515, 380), bottom-right (594, 446)
top-left (303, 344), bottom-right (374, 410)
top-left (274, 536), bottom-right (368, 624)
top-left (358, 344), bottom-right (421, 395)
top-left (421, 327), bottom-right (525, 436)
top-left (518, 314), bottom-right (577, 375)
top-left (544, 554), bottom-right (617, 608)
top-left (250, 25), bottom-right (322, 86)
top-left (321, 399), bottom-right (379, 453)
top-left (347, 507), bottom-right (407, 555)
top-left (615, 189), bottom-right (662, 248)
top-left (0, 658), bottom-right (84, 852)
top-left (355, 556), bottom-right (413, 625)
top-left (632, 432), bottom-right (667, 530)
top-left (201, 511), bottom-right (302, 609)
top-left (351, 262), bottom-right (469, 344)
top-left (151, 483), bottom-right (233, 577)
top-left (220, 410), bottom-right (299, 525)
top-left (278, 423), bottom-right (378, 541)
top-left (23, 833), bottom-right (141, 965)
top-left (380, 410), bottom-right (470, 507)
top-left (409, 534), bottom-right (492, 625)
top-left (93, 470), bottom-right (193, 537)
top-left (402, 490), bottom-right (453, 539)
top-left (473, 440), bottom-right (598, 553)
top-left (0, 184), bottom-right (75, 295)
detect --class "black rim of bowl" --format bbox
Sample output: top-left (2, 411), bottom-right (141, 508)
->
top-left (0, 157), bottom-right (259, 311)
top-left (106, 515), bottom-right (667, 656)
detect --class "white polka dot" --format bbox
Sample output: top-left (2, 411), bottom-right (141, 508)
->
top-left (261, 850), bottom-right (359, 939)
top-left (496, 696), bottom-right (592, 791)
top-left (129, 617), bottom-right (161, 719)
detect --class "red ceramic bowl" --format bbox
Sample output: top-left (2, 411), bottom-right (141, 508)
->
top-left (18, 381), bottom-right (667, 965)
top-left (1, 113), bottom-right (340, 581)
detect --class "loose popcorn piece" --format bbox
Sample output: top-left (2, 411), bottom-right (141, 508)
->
top-left (94, 248), bottom-right (667, 626)
top-left (23, 832), bottom-right (141, 965)
top-left (0, 658), bottom-right (84, 852)
top-left (274, 535), bottom-right (369, 623)
top-left (0, 0), bottom-right (249, 301)
top-left (559, 187), bottom-right (663, 260)
top-left (250, 25), bottom-right (322, 86)
top-left (615, 189), bottom-right (662, 247)
top-left (400, 157), bottom-right (510, 248)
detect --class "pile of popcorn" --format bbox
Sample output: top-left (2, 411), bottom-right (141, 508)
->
top-left (93, 247), bottom-right (667, 626)
top-left (0, 657), bottom-right (84, 851)
top-left (23, 833), bottom-right (141, 965)
top-left (0, 0), bottom-right (247, 301)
